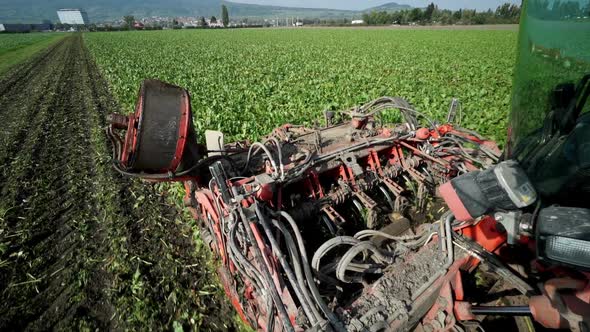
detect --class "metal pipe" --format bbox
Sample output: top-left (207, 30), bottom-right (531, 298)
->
top-left (453, 234), bottom-right (535, 296)
top-left (444, 212), bottom-right (454, 266)
top-left (471, 306), bottom-right (532, 316)
top-left (438, 217), bottom-right (446, 255)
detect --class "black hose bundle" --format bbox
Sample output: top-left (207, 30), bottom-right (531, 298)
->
top-left (344, 97), bottom-right (438, 130)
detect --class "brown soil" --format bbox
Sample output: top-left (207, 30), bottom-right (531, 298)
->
top-left (0, 35), bottom-right (238, 331)
top-left (339, 245), bottom-right (445, 331)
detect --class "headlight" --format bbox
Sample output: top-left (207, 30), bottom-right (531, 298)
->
top-left (439, 160), bottom-right (537, 222)
top-left (537, 207), bottom-right (590, 270)
top-left (545, 236), bottom-right (590, 269)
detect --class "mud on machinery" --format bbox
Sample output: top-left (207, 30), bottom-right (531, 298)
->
top-left (106, 4), bottom-right (590, 331)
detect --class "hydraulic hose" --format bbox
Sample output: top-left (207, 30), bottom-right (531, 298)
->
top-left (237, 207), bottom-right (295, 332)
top-left (398, 232), bottom-right (433, 250)
top-left (112, 154), bottom-right (233, 179)
top-left (470, 306), bottom-right (531, 316)
top-left (267, 137), bottom-right (285, 180)
top-left (278, 211), bottom-right (347, 332)
top-left (335, 241), bottom-right (396, 283)
top-left (266, 299), bottom-right (276, 332)
top-left (241, 142), bottom-right (279, 177)
top-left (312, 236), bottom-right (360, 273)
top-left (270, 218), bottom-right (317, 319)
top-left (255, 204), bottom-right (321, 325)
top-left (228, 222), bottom-right (265, 293)
top-left (228, 221), bottom-right (278, 329)
top-left (354, 229), bottom-right (424, 241)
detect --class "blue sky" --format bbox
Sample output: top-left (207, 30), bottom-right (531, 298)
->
top-left (230, 0), bottom-right (523, 11)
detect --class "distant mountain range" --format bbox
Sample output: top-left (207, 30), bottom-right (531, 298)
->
top-left (0, 0), bottom-right (412, 24)
top-left (369, 2), bottom-right (415, 11)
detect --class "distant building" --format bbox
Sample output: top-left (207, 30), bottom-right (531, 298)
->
top-left (0, 23), bottom-right (49, 33)
top-left (32, 23), bottom-right (53, 31)
top-left (57, 9), bottom-right (89, 25)
top-left (0, 24), bottom-right (29, 32)
top-left (207, 19), bottom-right (224, 28)
top-left (351, 20), bottom-right (365, 25)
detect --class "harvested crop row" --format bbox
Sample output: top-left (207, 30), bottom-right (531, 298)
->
top-left (0, 35), bottom-right (237, 331)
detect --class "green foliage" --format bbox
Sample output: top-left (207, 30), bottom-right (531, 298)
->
top-left (222, 5), bottom-right (230, 27)
top-left (0, 33), bottom-right (64, 74)
top-left (124, 15), bottom-right (135, 30)
top-left (85, 28), bottom-right (516, 145)
top-left (0, 33), bottom-right (57, 56)
top-left (362, 2), bottom-right (521, 25)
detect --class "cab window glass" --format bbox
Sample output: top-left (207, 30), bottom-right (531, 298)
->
top-left (508, 0), bottom-right (590, 152)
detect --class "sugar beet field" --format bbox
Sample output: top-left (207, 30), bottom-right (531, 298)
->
top-left (0, 28), bottom-right (517, 330)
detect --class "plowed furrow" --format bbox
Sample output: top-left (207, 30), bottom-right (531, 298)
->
top-left (0, 33), bottom-right (234, 332)
top-left (0, 38), bottom-right (67, 105)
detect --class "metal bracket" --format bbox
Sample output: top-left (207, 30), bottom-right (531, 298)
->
top-left (406, 166), bottom-right (427, 183)
top-left (205, 130), bottom-right (224, 156)
top-left (495, 211), bottom-right (521, 245)
top-left (342, 153), bottom-right (364, 176)
top-left (322, 206), bottom-right (347, 226)
top-left (382, 177), bottom-right (404, 196)
top-left (447, 98), bottom-right (460, 124)
top-left (354, 192), bottom-right (378, 210)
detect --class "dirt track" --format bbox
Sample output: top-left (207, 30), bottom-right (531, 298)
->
top-left (0, 35), bottom-right (236, 331)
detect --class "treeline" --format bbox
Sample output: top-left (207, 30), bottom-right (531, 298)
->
top-left (87, 25), bottom-right (165, 32)
top-left (362, 2), bottom-right (520, 25)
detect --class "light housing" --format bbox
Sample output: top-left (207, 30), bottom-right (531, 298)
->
top-left (537, 206), bottom-right (590, 270)
top-left (439, 160), bottom-right (537, 221)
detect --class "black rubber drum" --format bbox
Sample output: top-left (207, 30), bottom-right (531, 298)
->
top-left (122, 79), bottom-right (199, 173)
